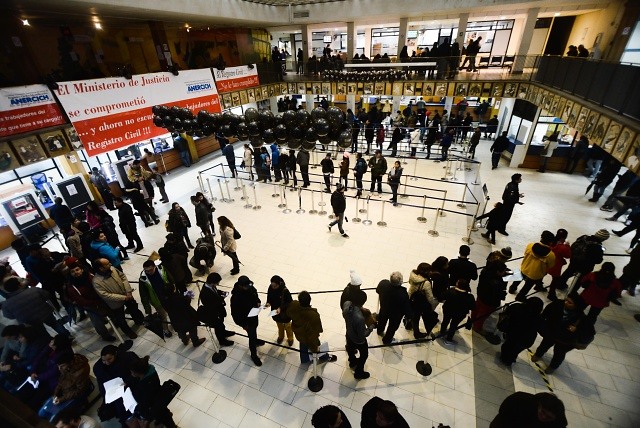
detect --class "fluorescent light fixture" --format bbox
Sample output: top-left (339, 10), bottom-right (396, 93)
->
top-left (94, 22), bottom-right (102, 29)
top-left (22, 19), bottom-right (30, 26)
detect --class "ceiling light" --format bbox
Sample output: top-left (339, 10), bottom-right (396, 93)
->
top-left (500, 16), bottom-right (506, 20)
top-left (94, 22), bottom-right (102, 29)
top-left (186, 28), bottom-right (190, 33)
top-left (22, 19), bottom-right (30, 26)
top-left (554, 12), bottom-right (561, 17)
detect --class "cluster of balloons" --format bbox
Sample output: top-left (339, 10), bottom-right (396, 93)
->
top-left (151, 105), bottom-right (353, 150)
top-left (322, 69), bottom-right (407, 82)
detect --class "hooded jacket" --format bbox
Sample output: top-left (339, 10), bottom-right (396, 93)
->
top-left (286, 300), bottom-right (323, 351)
top-left (230, 279), bottom-right (260, 328)
top-left (520, 242), bottom-right (556, 280)
top-left (90, 240), bottom-right (122, 268)
top-left (53, 353), bottom-right (90, 401)
top-left (408, 271), bottom-right (437, 310)
top-left (342, 301), bottom-right (372, 344)
top-left (138, 265), bottom-right (175, 315)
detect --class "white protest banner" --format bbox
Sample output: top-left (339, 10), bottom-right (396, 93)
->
top-left (213, 65), bottom-right (260, 93)
top-left (54, 69), bottom-right (221, 156)
top-left (0, 84), bottom-right (65, 137)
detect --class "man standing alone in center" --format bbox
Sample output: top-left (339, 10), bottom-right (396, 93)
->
top-left (500, 173), bottom-right (523, 235)
top-left (328, 184), bottom-right (349, 238)
top-left (368, 150), bottom-right (387, 196)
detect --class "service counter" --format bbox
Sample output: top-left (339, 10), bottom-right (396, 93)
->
top-left (503, 141), bottom-right (585, 172)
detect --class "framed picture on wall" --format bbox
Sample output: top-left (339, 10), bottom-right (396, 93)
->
top-left (313, 83), bottom-right (321, 95)
top-left (239, 90), bottom-right (248, 105)
top-left (0, 141), bottom-right (20, 172)
top-left (247, 88), bottom-right (256, 103)
top-left (561, 100), bottom-right (573, 123)
top-left (625, 133), bottom-right (640, 173)
top-left (222, 93), bottom-right (232, 109)
top-left (599, 120), bottom-right (619, 152)
top-left (612, 127), bottom-right (636, 162)
top-left (231, 92), bottom-right (241, 107)
top-left (435, 83), bottom-right (447, 97)
top-left (10, 135), bottom-right (47, 164)
top-left (504, 82), bottom-right (517, 98)
top-left (517, 83), bottom-right (529, 99)
top-left (374, 82), bottom-right (385, 95)
top-left (414, 82), bottom-right (423, 95)
top-left (591, 116), bottom-right (611, 147)
top-left (492, 83), bottom-right (504, 97)
top-left (280, 83), bottom-right (288, 95)
top-left (555, 98), bottom-right (567, 121)
top-left (39, 130), bottom-right (70, 157)
top-left (574, 107), bottom-right (590, 132)
top-left (322, 83), bottom-right (331, 95)
top-left (528, 86), bottom-right (538, 103)
top-left (337, 82), bottom-right (347, 95)
top-left (364, 83), bottom-right (373, 95)
top-left (347, 83), bottom-right (356, 94)
top-left (455, 83), bottom-right (467, 96)
top-left (404, 83), bottom-right (415, 95)
top-left (356, 82), bottom-right (364, 95)
top-left (468, 83), bottom-right (482, 97)
top-left (548, 95), bottom-right (560, 117)
top-left (288, 83), bottom-right (296, 94)
top-left (392, 82), bottom-right (403, 96)
top-left (422, 83), bottom-right (434, 97)
top-left (62, 126), bottom-right (83, 150)
top-left (567, 102), bottom-right (581, 128)
top-left (262, 86), bottom-right (270, 99)
top-left (581, 111), bottom-right (599, 137)
top-left (297, 83), bottom-right (306, 95)
top-left (268, 85), bottom-right (276, 97)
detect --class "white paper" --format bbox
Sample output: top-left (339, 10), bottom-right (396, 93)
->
top-left (104, 377), bottom-right (125, 404)
top-left (504, 269), bottom-right (523, 282)
top-left (247, 306), bottom-right (262, 317)
top-left (123, 387), bottom-right (138, 413)
top-left (318, 341), bottom-right (329, 358)
top-left (268, 309), bottom-right (278, 317)
top-left (66, 184), bottom-right (78, 196)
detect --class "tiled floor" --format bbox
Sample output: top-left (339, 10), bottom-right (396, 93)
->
top-left (1, 136), bottom-right (639, 427)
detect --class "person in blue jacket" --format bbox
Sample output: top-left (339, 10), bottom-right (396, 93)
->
top-left (270, 143), bottom-right (282, 181)
top-left (90, 230), bottom-right (124, 269)
top-left (222, 143), bottom-right (237, 178)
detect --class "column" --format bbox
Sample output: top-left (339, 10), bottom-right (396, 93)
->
top-left (347, 95), bottom-right (356, 112)
top-left (305, 94), bottom-right (315, 112)
top-left (269, 96), bottom-right (279, 113)
top-left (347, 22), bottom-right (355, 60)
top-left (456, 13), bottom-right (469, 47)
top-left (364, 28), bottom-right (372, 58)
top-left (397, 18), bottom-right (408, 57)
top-left (289, 33), bottom-right (296, 72)
top-left (147, 20), bottom-right (171, 70)
top-left (512, 8), bottom-right (540, 74)
top-left (301, 24), bottom-right (310, 60)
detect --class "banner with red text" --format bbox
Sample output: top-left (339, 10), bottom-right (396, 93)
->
top-left (213, 65), bottom-right (260, 93)
top-left (0, 85), bottom-right (66, 138)
top-left (54, 69), bottom-right (221, 156)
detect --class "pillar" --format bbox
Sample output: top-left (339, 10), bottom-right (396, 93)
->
top-left (147, 21), bottom-right (171, 70)
top-left (301, 24), bottom-right (310, 60)
top-left (456, 13), bottom-right (469, 47)
top-left (347, 22), bottom-right (355, 60)
top-left (289, 33), bottom-right (296, 71)
top-left (269, 96), bottom-right (279, 113)
top-left (397, 18), bottom-right (408, 57)
top-left (305, 94), bottom-right (315, 112)
top-left (364, 28), bottom-right (372, 58)
top-left (347, 95), bottom-right (356, 112)
top-left (512, 8), bottom-right (540, 74)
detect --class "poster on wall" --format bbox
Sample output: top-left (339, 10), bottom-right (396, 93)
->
top-left (54, 69), bottom-right (221, 156)
top-left (39, 129), bottom-right (70, 157)
top-left (0, 84), bottom-right (66, 138)
top-left (504, 83), bottom-right (517, 98)
top-left (212, 65), bottom-right (260, 93)
top-left (455, 83), bottom-right (467, 97)
top-left (422, 83), bottom-right (434, 97)
top-left (599, 119), bottom-right (619, 152)
top-left (0, 191), bottom-right (47, 234)
top-left (10, 135), bottom-right (47, 164)
top-left (625, 133), bottom-right (640, 173)
top-left (63, 126), bottom-right (83, 150)
top-left (468, 83), bottom-right (482, 97)
top-left (612, 127), bottom-right (635, 162)
top-left (0, 141), bottom-right (20, 172)
top-left (53, 174), bottom-right (93, 211)
top-left (517, 84), bottom-right (529, 99)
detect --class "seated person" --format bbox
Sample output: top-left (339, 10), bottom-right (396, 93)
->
top-left (93, 345), bottom-right (139, 425)
top-left (38, 351), bottom-right (91, 422)
top-left (0, 325), bottom-right (50, 391)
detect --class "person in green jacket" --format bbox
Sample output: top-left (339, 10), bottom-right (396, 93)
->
top-left (138, 261), bottom-right (175, 338)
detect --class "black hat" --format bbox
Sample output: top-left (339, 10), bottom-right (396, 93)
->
top-left (237, 275), bottom-right (253, 287)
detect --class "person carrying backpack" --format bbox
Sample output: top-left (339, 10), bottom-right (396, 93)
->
top-left (408, 263), bottom-right (438, 339)
top-left (353, 152), bottom-right (368, 197)
top-left (498, 297), bottom-right (544, 366)
top-left (558, 229), bottom-right (609, 292)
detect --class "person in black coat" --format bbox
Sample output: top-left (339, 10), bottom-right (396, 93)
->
top-left (376, 272), bottom-right (412, 344)
top-left (499, 297), bottom-right (544, 365)
top-left (328, 183), bottom-right (348, 238)
top-left (499, 173), bottom-right (523, 234)
top-left (158, 247), bottom-right (191, 294)
top-left (389, 126), bottom-right (403, 157)
top-left (114, 197), bottom-right (143, 252)
top-left (440, 279), bottom-right (475, 344)
top-left (165, 291), bottom-right (205, 347)
top-left (490, 391), bottom-right (567, 428)
top-left (364, 120), bottom-right (375, 155)
top-left (128, 356), bottom-right (176, 427)
top-left (477, 202), bottom-right (505, 245)
top-left (230, 275), bottom-right (263, 366)
top-left (265, 275), bottom-right (294, 346)
top-left (166, 202), bottom-right (193, 249)
top-left (49, 198), bottom-right (74, 230)
top-left (92, 345), bottom-right (139, 425)
top-left (122, 180), bottom-right (159, 227)
top-left (163, 233), bottom-right (189, 260)
top-left (447, 245), bottom-right (478, 288)
top-left (490, 131), bottom-right (510, 169)
top-left (189, 237), bottom-right (216, 276)
top-left (198, 273), bottom-right (234, 347)
top-left (311, 404), bottom-right (351, 428)
top-left (472, 261), bottom-right (508, 335)
top-left (361, 396), bottom-right (409, 428)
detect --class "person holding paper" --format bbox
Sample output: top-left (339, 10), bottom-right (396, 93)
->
top-left (38, 351), bottom-right (90, 422)
top-left (230, 275), bottom-right (263, 366)
top-left (265, 275), bottom-right (294, 346)
top-left (127, 355), bottom-right (177, 428)
top-left (198, 272), bottom-right (234, 347)
top-left (287, 291), bottom-right (338, 364)
top-left (93, 345), bottom-right (139, 425)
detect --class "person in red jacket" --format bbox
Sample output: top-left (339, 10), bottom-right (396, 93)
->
top-left (579, 262), bottom-right (622, 325)
top-left (547, 229), bottom-right (572, 301)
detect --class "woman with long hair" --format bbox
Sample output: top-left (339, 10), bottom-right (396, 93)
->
top-left (166, 202), bottom-right (193, 249)
top-left (218, 216), bottom-right (240, 275)
top-left (243, 144), bottom-right (254, 180)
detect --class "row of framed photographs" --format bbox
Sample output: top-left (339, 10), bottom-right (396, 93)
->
top-left (521, 86), bottom-right (640, 172)
top-left (219, 80), bottom-right (526, 110)
top-left (0, 126), bottom-right (82, 173)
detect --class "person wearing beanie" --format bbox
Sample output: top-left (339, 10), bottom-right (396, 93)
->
top-left (340, 270), bottom-right (367, 309)
top-left (376, 272), bottom-right (412, 344)
top-left (510, 231), bottom-right (556, 302)
top-left (265, 275), bottom-right (294, 346)
top-left (448, 245), bottom-right (478, 287)
top-left (532, 294), bottom-right (590, 374)
top-left (328, 183), bottom-right (349, 238)
top-left (491, 392), bottom-right (567, 427)
top-left (230, 275), bottom-right (263, 366)
top-left (558, 229), bottom-right (609, 292)
top-left (439, 279), bottom-right (476, 345)
top-left (546, 229), bottom-right (572, 301)
top-left (486, 247), bottom-right (512, 264)
top-left (198, 273), bottom-right (234, 347)
top-left (286, 291), bottom-right (337, 364)
top-left (499, 174), bottom-right (523, 235)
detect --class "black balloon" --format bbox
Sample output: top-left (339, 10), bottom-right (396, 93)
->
top-left (153, 115), bottom-right (164, 127)
top-left (244, 108), bottom-right (259, 123)
top-left (202, 124), bottom-right (213, 136)
top-left (311, 107), bottom-right (327, 122)
top-left (258, 109), bottom-right (275, 130)
top-left (301, 140), bottom-right (316, 150)
top-left (282, 110), bottom-right (296, 126)
top-left (288, 127), bottom-right (303, 149)
top-left (197, 110), bottom-right (209, 124)
top-left (262, 128), bottom-right (276, 144)
top-left (304, 127), bottom-right (318, 143)
top-left (180, 108), bottom-right (194, 120)
top-left (274, 124), bottom-right (288, 142)
top-left (170, 106), bottom-right (181, 117)
top-left (173, 117), bottom-right (183, 131)
top-left (152, 105), bottom-right (161, 115)
top-left (338, 131), bottom-right (352, 148)
top-left (236, 122), bottom-right (249, 139)
top-left (249, 136), bottom-right (263, 148)
top-left (327, 106), bottom-right (344, 126)
top-left (182, 119), bottom-right (193, 131)
top-left (210, 112), bottom-right (222, 128)
top-left (296, 109), bottom-right (311, 128)
top-left (247, 121), bottom-right (260, 137)
top-left (221, 124), bottom-right (234, 137)
top-left (314, 118), bottom-right (330, 137)
top-left (318, 135), bottom-right (332, 145)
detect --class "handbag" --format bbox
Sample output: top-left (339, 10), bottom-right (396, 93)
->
top-left (233, 228), bottom-right (241, 240)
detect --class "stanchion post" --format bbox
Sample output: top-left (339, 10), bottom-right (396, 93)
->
top-left (472, 161), bottom-right (481, 185)
top-left (272, 184), bottom-right (278, 198)
top-left (309, 190), bottom-right (318, 214)
top-left (206, 178), bottom-right (217, 202)
top-left (240, 179), bottom-right (247, 200)
top-left (428, 208), bottom-right (440, 237)
top-left (197, 173), bottom-right (206, 193)
top-left (242, 185), bottom-right (252, 209)
top-left (307, 353), bottom-right (323, 392)
top-left (450, 159), bottom-right (459, 181)
top-left (410, 157), bottom-right (419, 181)
top-left (282, 186), bottom-right (292, 214)
top-left (362, 196), bottom-right (372, 225)
top-left (400, 175), bottom-right (409, 199)
top-left (457, 185), bottom-right (468, 209)
top-left (417, 195), bottom-right (427, 223)
top-left (462, 201), bottom-right (481, 245)
top-left (377, 200), bottom-right (387, 227)
top-left (224, 180), bottom-right (235, 202)
top-left (252, 185), bottom-right (261, 210)
top-left (441, 159), bottom-right (451, 181)
top-left (296, 188), bottom-right (305, 214)
top-left (318, 189), bottom-right (327, 216)
top-left (439, 190), bottom-right (447, 217)
top-left (352, 197), bottom-right (361, 223)
top-left (278, 184), bottom-right (286, 208)
top-left (220, 164), bottom-right (229, 183)
top-left (217, 179), bottom-right (229, 203)
top-left (234, 176), bottom-right (242, 191)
